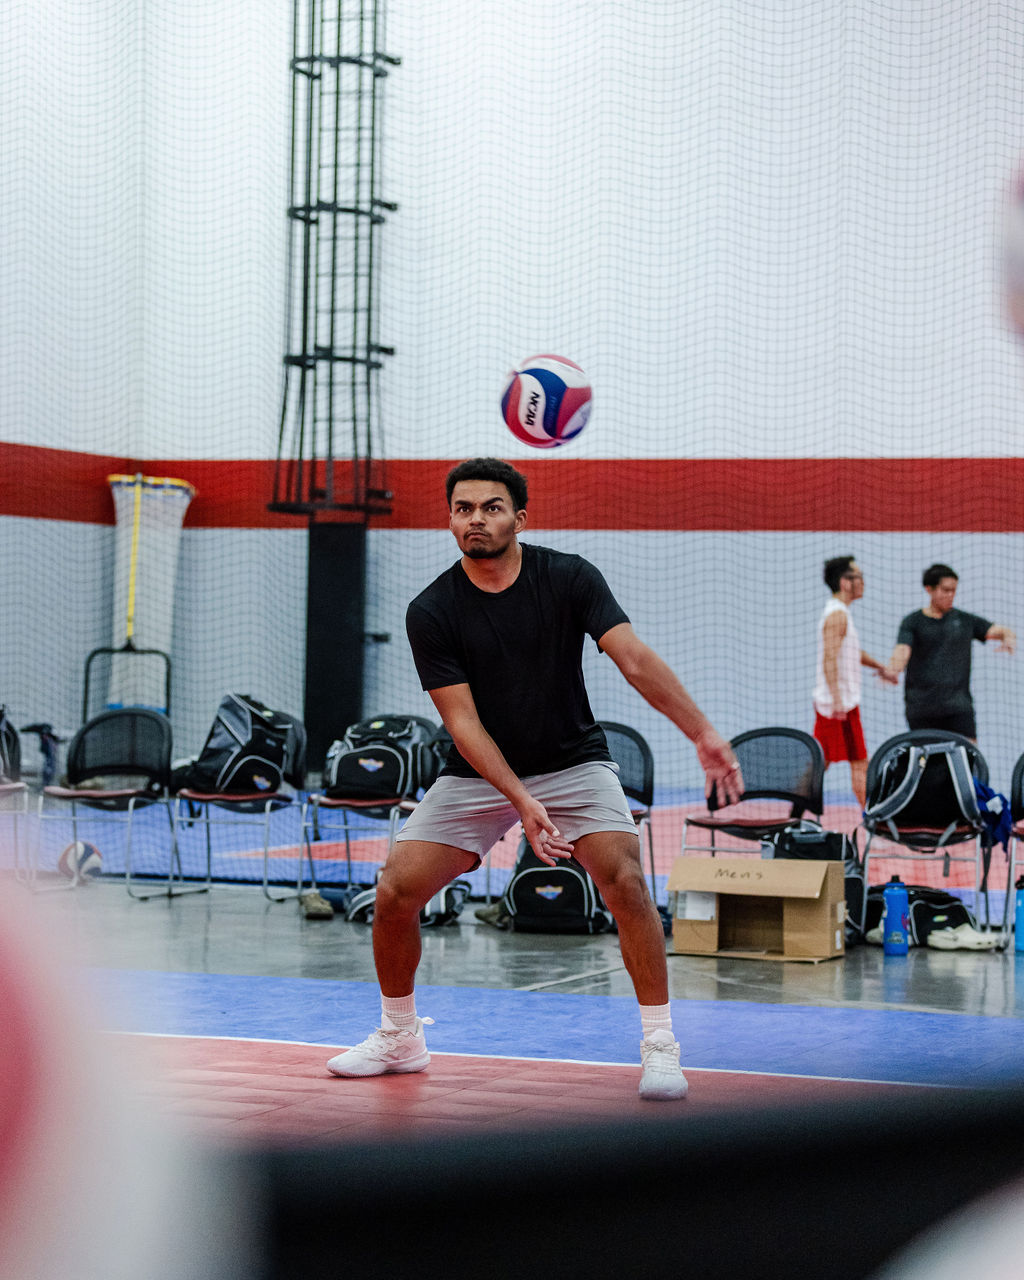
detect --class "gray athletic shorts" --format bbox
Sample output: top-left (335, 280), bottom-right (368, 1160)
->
top-left (393, 760), bottom-right (638, 866)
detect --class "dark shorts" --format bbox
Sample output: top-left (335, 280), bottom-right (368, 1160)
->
top-left (813, 706), bottom-right (867, 764)
top-left (906, 706), bottom-right (977, 739)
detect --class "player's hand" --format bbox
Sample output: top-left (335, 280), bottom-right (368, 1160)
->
top-left (877, 668), bottom-right (900, 685)
top-left (996, 630), bottom-right (1017, 655)
top-left (695, 729), bottom-right (743, 805)
top-left (520, 798), bottom-right (574, 866)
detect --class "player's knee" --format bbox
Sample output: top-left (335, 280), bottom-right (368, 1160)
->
top-left (597, 858), bottom-right (649, 913)
top-left (374, 868), bottom-right (426, 921)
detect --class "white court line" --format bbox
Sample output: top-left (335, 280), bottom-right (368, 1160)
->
top-left (517, 963), bottom-right (626, 991)
top-left (113, 1030), bottom-right (948, 1088)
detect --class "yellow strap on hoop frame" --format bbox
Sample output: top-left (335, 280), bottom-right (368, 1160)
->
top-left (107, 474), bottom-right (196, 645)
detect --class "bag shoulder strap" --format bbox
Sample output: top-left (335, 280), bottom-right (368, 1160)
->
top-left (864, 744), bottom-right (925, 824)
top-left (934, 742), bottom-right (982, 825)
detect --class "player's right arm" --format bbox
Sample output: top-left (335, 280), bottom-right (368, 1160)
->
top-left (886, 643), bottom-right (911, 679)
top-left (426, 682), bottom-right (574, 866)
top-left (885, 612), bottom-right (918, 681)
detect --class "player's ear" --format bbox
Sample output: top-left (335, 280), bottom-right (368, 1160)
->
top-left (514, 508), bottom-right (527, 532)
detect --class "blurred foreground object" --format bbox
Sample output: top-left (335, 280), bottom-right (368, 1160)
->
top-left (0, 883), bottom-right (255, 1280)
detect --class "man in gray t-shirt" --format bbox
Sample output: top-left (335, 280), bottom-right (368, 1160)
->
top-left (886, 563), bottom-right (1015, 739)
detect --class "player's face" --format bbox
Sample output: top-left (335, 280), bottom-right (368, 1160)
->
top-left (840, 563), bottom-right (865, 600)
top-left (449, 480), bottom-right (526, 559)
top-left (926, 576), bottom-right (958, 615)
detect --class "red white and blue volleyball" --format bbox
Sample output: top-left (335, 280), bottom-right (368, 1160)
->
top-left (501, 354), bottom-right (592, 448)
top-left (57, 841), bottom-right (103, 881)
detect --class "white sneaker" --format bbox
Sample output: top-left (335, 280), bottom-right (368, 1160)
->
top-left (326, 1015), bottom-right (434, 1077)
top-left (638, 1029), bottom-right (689, 1100)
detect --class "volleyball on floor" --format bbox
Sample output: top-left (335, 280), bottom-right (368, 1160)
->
top-left (501, 354), bottom-right (592, 448)
top-left (57, 841), bottom-right (103, 881)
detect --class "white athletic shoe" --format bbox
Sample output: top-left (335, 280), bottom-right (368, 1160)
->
top-left (638, 1029), bottom-right (689, 1101)
top-left (326, 1014), bottom-right (433, 1077)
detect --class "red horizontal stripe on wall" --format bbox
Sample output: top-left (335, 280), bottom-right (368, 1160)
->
top-left (0, 446), bottom-right (287, 529)
top-left (1, 443), bottom-right (1022, 532)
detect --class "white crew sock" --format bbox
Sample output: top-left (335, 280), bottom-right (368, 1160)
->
top-left (639, 1003), bottom-right (674, 1040)
top-left (381, 992), bottom-right (418, 1030)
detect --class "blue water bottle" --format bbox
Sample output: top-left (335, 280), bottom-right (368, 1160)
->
top-left (882, 875), bottom-right (909, 956)
top-left (1014, 876), bottom-right (1024, 954)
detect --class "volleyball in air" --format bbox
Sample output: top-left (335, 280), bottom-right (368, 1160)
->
top-left (57, 840), bottom-right (103, 882)
top-left (500, 354), bottom-right (592, 448)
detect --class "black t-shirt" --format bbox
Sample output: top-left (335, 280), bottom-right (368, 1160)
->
top-left (896, 607), bottom-right (991, 716)
top-left (405, 542), bottom-right (629, 778)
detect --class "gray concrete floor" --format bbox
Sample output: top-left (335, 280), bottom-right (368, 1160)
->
top-left (19, 879), bottom-right (1024, 1020)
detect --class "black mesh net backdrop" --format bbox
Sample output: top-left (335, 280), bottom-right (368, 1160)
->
top-left (3, 1), bottom-right (1024, 889)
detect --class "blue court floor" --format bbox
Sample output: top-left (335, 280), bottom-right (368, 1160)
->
top-left (16, 878), bottom-right (1019, 1096)
top-left (91, 966), bottom-right (1024, 1089)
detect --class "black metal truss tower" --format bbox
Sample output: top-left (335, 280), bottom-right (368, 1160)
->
top-left (270, 0), bottom-right (399, 518)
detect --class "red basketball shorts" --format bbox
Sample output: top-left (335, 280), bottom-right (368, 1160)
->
top-left (813, 706), bottom-right (867, 764)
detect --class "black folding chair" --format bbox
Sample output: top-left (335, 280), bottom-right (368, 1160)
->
top-left (35, 708), bottom-right (179, 897)
top-left (682, 727), bottom-right (825, 857)
top-left (861, 729), bottom-right (1004, 936)
top-left (301, 715), bottom-right (439, 906)
top-left (173, 712), bottom-right (315, 902)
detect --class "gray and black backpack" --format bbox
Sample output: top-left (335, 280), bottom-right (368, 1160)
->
top-left (502, 836), bottom-right (613, 934)
top-left (323, 716), bottom-right (439, 802)
top-left (183, 693), bottom-right (293, 794)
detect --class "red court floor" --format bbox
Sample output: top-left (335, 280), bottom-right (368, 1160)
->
top-left (126, 1033), bottom-right (943, 1147)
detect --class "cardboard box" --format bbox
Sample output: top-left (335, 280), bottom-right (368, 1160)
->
top-left (666, 856), bottom-right (845, 963)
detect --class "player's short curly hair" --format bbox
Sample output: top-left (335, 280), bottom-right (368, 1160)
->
top-left (445, 458), bottom-right (528, 511)
top-left (823, 555), bottom-right (856, 593)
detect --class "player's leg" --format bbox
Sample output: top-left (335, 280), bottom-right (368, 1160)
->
top-left (843, 708), bottom-right (868, 808)
top-left (572, 829), bottom-right (667, 1005)
top-left (328, 775), bottom-right (514, 1079)
top-left (372, 839), bottom-right (479, 996)
top-left (327, 841), bottom-right (476, 1079)
top-left (850, 758), bottom-right (867, 809)
top-left (574, 829), bottom-right (686, 1100)
top-left (373, 773), bottom-right (516, 994)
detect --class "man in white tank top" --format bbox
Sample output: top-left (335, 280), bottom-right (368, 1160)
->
top-left (813, 557), bottom-right (895, 807)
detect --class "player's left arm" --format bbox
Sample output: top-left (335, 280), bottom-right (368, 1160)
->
top-left (986, 623), bottom-right (1016, 654)
top-left (598, 622), bottom-right (743, 803)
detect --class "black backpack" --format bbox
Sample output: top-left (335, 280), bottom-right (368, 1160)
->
top-left (323, 715), bottom-right (438, 802)
top-left (0, 707), bottom-right (20, 783)
top-left (183, 693), bottom-right (292, 794)
top-left (864, 884), bottom-right (975, 946)
top-left (864, 740), bottom-right (982, 840)
top-left (502, 837), bottom-right (613, 934)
